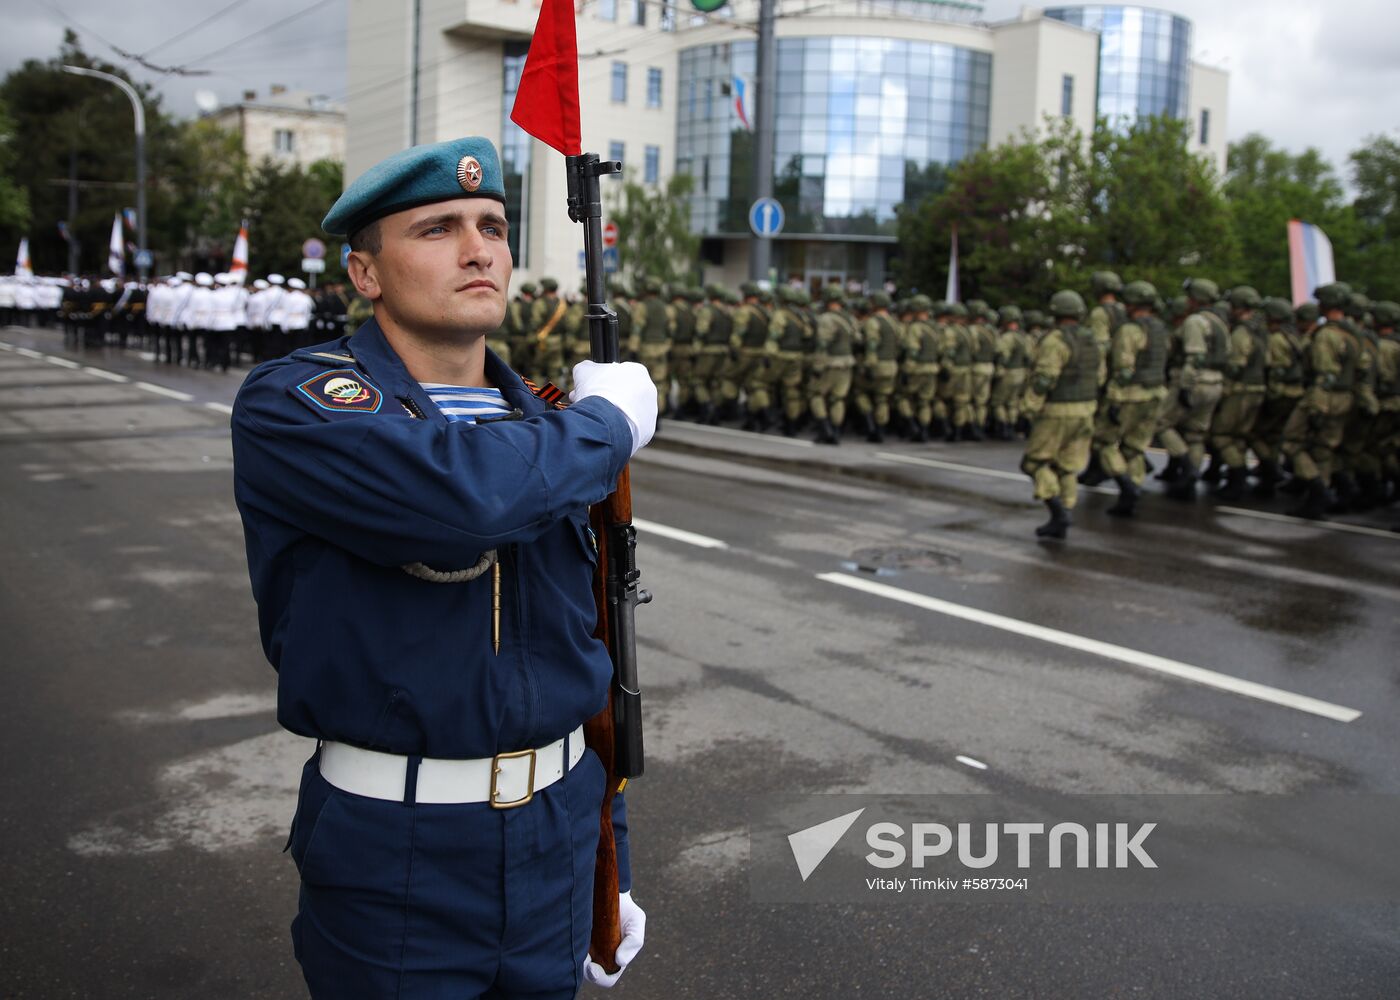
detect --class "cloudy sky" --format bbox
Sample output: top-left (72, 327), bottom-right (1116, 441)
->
top-left (5, 0), bottom-right (1398, 182)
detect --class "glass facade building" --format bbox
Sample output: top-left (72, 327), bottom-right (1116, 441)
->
top-left (676, 37), bottom-right (991, 241)
top-left (1044, 5), bottom-right (1192, 123)
top-left (501, 41), bottom-right (531, 267)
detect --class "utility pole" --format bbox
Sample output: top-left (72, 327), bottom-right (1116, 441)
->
top-left (62, 65), bottom-right (147, 279)
top-left (747, 0), bottom-right (777, 283)
top-left (66, 141), bottom-right (81, 275)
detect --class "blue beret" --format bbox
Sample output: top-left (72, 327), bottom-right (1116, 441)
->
top-left (322, 136), bottom-right (507, 238)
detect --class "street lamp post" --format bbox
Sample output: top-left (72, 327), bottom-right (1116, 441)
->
top-left (62, 65), bottom-right (147, 279)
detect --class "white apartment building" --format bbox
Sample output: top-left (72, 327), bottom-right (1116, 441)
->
top-left (208, 86), bottom-right (347, 170)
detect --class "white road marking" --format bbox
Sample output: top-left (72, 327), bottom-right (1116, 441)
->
top-left (133, 381), bottom-right (195, 402)
top-left (878, 451), bottom-right (1026, 483)
top-left (632, 517), bottom-right (729, 549)
top-left (43, 355), bottom-right (81, 369)
top-left (204, 401), bottom-right (234, 415)
top-left (15, 346), bottom-right (44, 359)
top-left (0, 340), bottom-right (13, 349)
top-left (955, 755), bottom-right (988, 770)
top-left (679, 422), bottom-right (816, 448)
top-left (816, 571), bottom-right (1362, 724)
top-left (83, 366), bottom-right (130, 383)
top-left (1215, 506), bottom-right (1400, 542)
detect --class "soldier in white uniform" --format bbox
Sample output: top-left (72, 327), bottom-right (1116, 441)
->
top-left (281, 277), bottom-right (316, 352)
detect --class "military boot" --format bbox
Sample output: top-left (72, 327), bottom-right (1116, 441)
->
top-left (814, 418), bottom-right (837, 445)
top-left (1326, 472), bottom-right (1357, 514)
top-left (1215, 466), bottom-right (1248, 502)
top-left (929, 416), bottom-right (947, 439)
top-left (1155, 455), bottom-right (1183, 482)
top-left (1106, 476), bottom-right (1139, 517)
top-left (699, 402), bottom-right (716, 426)
top-left (1201, 451), bottom-right (1223, 485)
top-left (1251, 460), bottom-right (1279, 499)
top-left (1353, 473), bottom-right (1385, 512)
top-left (782, 414), bottom-right (799, 438)
top-left (998, 420), bottom-right (1015, 441)
top-left (1166, 466), bottom-right (1199, 500)
top-left (961, 422), bottom-right (983, 442)
top-left (945, 421), bottom-right (960, 443)
top-left (1287, 478), bottom-right (1328, 520)
top-left (753, 407), bottom-right (772, 433)
top-left (1035, 498), bottom-right (1071, 539)
top-left (866, 419), bottom-right (885, 444)
top-left (1078, 452), bottom-right (1108, 486)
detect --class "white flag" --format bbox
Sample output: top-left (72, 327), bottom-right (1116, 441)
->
top-left (107, 212), bottom-right (125, 277)
top-left (944, 223), bottom-right (959, 304)
top-left (15, 237), bottom-right (32, 277)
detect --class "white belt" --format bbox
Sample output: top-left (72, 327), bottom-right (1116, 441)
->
top-left (319, 725), bottom-right (586, 808)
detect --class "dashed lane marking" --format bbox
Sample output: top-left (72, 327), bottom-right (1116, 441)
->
top-left (205, 401), bottom-right (234, 415)
top-left (632, 517), bottom-right (729, 550)
top-left (133, 381), bottom-right (195, 402)
top-left (816, 571), bottom-right (1362, 724)
top-left (43, 355), bottom-right (81, 369)
top-left (1215, 506), bottom-right (1400, 542)
top-left (679, 422), bottom-right (816, 448)
top-left (82, 366), bottom-right (130, 383)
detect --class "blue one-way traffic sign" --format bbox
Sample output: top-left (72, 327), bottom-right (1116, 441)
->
top-left (749, 197), bottom-right (785, 238)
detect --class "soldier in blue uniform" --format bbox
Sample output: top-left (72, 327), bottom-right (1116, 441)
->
top-left (231, 136), bottom-right (654, 999)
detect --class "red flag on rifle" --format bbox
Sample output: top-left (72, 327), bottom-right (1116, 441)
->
top-left (509, 0), bottom-right (582, 156)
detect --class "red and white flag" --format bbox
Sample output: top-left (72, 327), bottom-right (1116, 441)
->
top-left (230, 221), bottom-right (250, 285)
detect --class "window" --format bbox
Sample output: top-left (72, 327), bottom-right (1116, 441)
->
top-left (661, 0), bottom-right (676, 32)
top-left (645, 145), bottom-right (660, 184)
top-left (1199, 108), bottom-right (1210, 146)
top-left (647, 68), bottom-right (663, 108)
top-left (631, 0), bottom-right (646, 26)
top-left (1061, 74), bottom-right (1074, 117)
top-left (597, 0), bottom-right (616, 19)
top-left (611, 61), bottom-right (628, 104)
top-left (274, 129), bottom-right (295, 154)
top-left (609, 141), bottom-right (625, 180)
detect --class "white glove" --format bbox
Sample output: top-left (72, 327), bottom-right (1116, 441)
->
top-left (583, 890), bottom-right (646, 988)
top-left (570, 361), bottom-right (657, 457)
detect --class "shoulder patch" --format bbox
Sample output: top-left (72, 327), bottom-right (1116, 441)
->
top-left (294, 369), bottom-right (383, 413)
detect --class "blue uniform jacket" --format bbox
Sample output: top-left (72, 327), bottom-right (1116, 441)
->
top-left (232, 318), bottom-right (632, 886)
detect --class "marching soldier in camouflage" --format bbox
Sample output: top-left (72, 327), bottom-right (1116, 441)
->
top-left (854, 291), bottom-right (902, 443)
top-left (809, 285), bottom-right (858, 444)
top-left (729, 283), bottom-right (773, 430)
top-left (557, 283), bottom-right (590, 392)
top-left (1079, 271), bottom-right (1127, 485)
top-left (896, 295), bottom-right (942, 443)
top-left (528, 277), bottom-right (569, 387)
top-left (666, 286), bottom-right (698, 418)
top-left (1156, 277), bottom-right (1229, 500)
top-left (769, 286), bottom-right (814, 436)
top-left (691, 284), bottom-right (733, 423)
top-left (506, 281), bottom-right (537, 376)
top-left (1280, 282), bottom-right (1377, 519)
top-left (1097, 281), bottom-right (1169, 517)
top-left (939, 302), bottom-right (975, 441)
top-left (1247, 297), bottom-right (1309, 498)
top-left (633, 277), bottom-right (673, 416)
top-left (990, 305), bottom-right (1031, 440)
top-left (1209, 286), bottom-right (1269, 500)
top-left (608, 278), bottom-right (634, 360)
top-left (1020, 290), bottom-right (1106, 539)
top-left (966, 300), bottom-right (997, 439)
top-left (1371, 302), bottom-right (1400, 501)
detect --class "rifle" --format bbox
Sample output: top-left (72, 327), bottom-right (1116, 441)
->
top-left (567, 151), bottom-right (649, 974)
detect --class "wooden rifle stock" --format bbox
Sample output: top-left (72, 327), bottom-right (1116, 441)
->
top-left (568, 153), bottom-right (647, 974)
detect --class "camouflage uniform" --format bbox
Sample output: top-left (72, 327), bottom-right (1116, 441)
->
top-left (809, 286), bottom-right (858, 444)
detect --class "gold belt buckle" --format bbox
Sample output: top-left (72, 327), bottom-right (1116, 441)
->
top-left (490, 748), bottom-right (537, 809)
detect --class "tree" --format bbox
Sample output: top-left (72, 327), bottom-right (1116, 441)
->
top-left (1083, 115), bottom-right (1240, 294)
top-left (1224, 133), bottom-right (1349, 298)
top-left (244, 158), bottom-right (345, 281)
top-left (1347, 134), bottom-right (1400, 301)
top-left (0, 97), bottom-right (30, 236)
top-left (605, 170), bottom-right (700, 287)
top-left (895, 119), bottom-right (1090, 303)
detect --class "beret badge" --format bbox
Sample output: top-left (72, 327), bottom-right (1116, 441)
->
top-left (457, 155), bottom-right (483, 193)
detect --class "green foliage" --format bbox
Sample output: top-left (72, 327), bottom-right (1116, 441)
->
top-left (1346, 135), bottom-right (1400, 301)
top-left (0, 31), bottom-right (345, 279)
top-left (895, 118), bottom-right (1090, 303)
top-left (0, 97), bottom-right (30, 234)
top-left (1225, 133), bottom-right (1348, 298)
top-left (1083, 115), bottom-right (1240, 294)
top-left (604, 170), bottom-right (700, 286)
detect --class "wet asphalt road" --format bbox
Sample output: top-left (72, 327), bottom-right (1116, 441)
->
top-left (1, 324), bottom-right (1398, 1000)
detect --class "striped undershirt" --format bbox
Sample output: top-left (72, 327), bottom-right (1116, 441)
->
top-left (419, 383), bottom-right (512, 424)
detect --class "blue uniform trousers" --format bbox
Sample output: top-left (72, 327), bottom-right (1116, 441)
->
top-left (288, 745), bottom-right (605, 999)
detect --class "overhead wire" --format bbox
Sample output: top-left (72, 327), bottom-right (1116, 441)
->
top-left (140, 0), bottom-right (253, 59)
